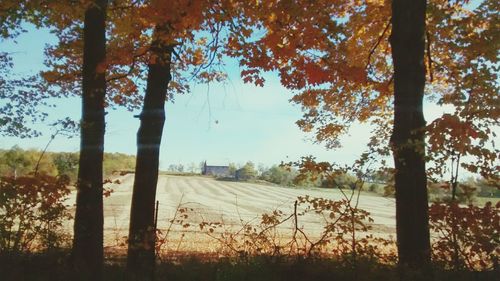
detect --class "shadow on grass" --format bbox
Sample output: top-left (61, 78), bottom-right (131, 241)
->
top-left (1, 251), bottom-right (498, 281)
top-left (215, 177), bottom-right (239, 182)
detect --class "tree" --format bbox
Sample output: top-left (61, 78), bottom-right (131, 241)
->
top-left (261, 165), bottom-right (297, 186)
top-left (188, 162), bottom-right (198, 173)
top-left (120, 1), bottom-right (230, 278)
top-left (323, 171), bottom-right (358, 190)
top-left (0, 147), bottom-right (58, 177)
top-left (1, 146), bottom-right (31, 178)
top-left (102, 152), bottom-right (136, 176)
top-left (390, 0), bottom-right (431, 270)
top-left (1, 2), bottom-right (108, 277)
top-left (126, 25), bottom-right (173, 280)
top-left (72, 1), bottom-right (107, 279)
top-left (236, 162), bottom-right (257, 181)
top-left (228, 163), bottom-right (237, 177)
top-left (0, 1), bottom-right (66, 139)
top-left (31, 5), bottom-right (230, 278)
top-left (225, 0), bottom-right (498, 273)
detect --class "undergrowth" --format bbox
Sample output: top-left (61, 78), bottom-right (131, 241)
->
top-left (1, 251), bottom-right (498, 281)
top-left (1, 174), bottom-right (498, 280)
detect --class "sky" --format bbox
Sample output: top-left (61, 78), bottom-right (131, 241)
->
top-left (0, 24), bottom-right (457, 170)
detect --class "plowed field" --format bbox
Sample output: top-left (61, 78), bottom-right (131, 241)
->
top-left (68, 175), bottom-right (396, 253)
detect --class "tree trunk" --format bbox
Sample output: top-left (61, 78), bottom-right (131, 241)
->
top-left (389, 0), bottom-right (431, 274)
top-left (126, 27), bottom-right (172, 280)
top-left (72, 1), bottom-right (107, 280)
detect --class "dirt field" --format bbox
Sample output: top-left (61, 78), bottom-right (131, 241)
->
top-left (68, 175), bottom-right (397, 253)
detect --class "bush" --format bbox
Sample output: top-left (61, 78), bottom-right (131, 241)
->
top-left (260, 165), bottom-right (297, 186)
top-left (429, 201), bottom-right (499, 270)
top-left (197, 195), bottom-right (397, 266)
top-left (0, 175), bottom-right (72, 253)
top-left (236, 162), bottom-right (257, 181)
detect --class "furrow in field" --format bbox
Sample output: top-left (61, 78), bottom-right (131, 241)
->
top-left (188, 179), bottom-right (230, 200)
top-left (237, 182), bottom-right (302, 200)
top-left (94, 174), bottom-right (397, 247)
top-left (211, 181), bottom-right (265, 199)
top-left (211, 181), bottom-right (297, 210)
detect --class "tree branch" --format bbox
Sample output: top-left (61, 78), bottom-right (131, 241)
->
top-left (366, 18), bottom-right (392, 70)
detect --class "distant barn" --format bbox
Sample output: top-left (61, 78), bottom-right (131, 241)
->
top-left (201, 161), bottom-right (230, 177)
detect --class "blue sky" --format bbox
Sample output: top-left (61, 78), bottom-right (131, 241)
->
top-left (0, 25), bottom-right (455, 170)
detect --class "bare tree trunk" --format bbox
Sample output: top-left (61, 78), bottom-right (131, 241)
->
top-left (126, 26), bottom-right (172, 280)
top-left (389, 0), bottom-right (431, 275)
top-left (72, 1), bottom-right (107, 280)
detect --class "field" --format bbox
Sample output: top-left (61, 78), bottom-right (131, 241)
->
top-left (5, 174), bottom-right (498, 281)
top-left (65, 175), bottom-right (398, 254)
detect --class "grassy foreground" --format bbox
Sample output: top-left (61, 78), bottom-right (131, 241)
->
top-left (1, 251), bottom-right (498, 281)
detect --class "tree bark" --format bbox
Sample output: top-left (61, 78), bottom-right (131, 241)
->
top-left (126, 27), bottom-right (173, 280)
top-left (389, 0), bottom-right (431, 274)
top-left (72, 1), bottom-right (107, 280)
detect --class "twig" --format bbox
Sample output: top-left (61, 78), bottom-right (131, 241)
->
top-left (34, 131), bottom-right (57, 176)
top-left (158, 194), bottom-right (185, 252)
top-left (366, 18), bottom-right (392, 70)
top-left (288, 201), bottom-right (299, 255)
top-left (106, 50), bottom-right (146, 82)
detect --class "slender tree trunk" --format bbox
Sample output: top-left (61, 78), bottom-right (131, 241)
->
top-left (389, 0), bottom-right (431, 274)
top-left (72, 1), bottom-right (107, 280)
top-left (126, 26), bottom-right (173, 280)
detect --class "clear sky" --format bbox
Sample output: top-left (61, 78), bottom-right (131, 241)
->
top-left (0, 24), bottom-right (454, 170)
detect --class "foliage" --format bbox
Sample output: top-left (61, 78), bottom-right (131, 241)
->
top-left (428, 176), bottom-right (500, 205)
top-left (224, 0), bottom-right (499, 194)
top-left (236, 162), bottom-right (257, 181)
top-left (34, 0), bottom-right (233, 113)
top-left (52, 152), bottom-right (79, 182)
top-left (102, 152), bottom-right (136, 177)
top-left (1, 252), bottom-right (388, 281)
top-left (429, 201), bottom-right (500, 271)
top-left (197, 195), bottom-right (397, 266)
top-left (0, 146), bottom-right (57, 178)
top-left (228, 163), bottom-right (237, 177)
top-left (0, 175), bottom-right (72, 253)
top-left (0, 146), bottom-right (135, 182)
top-left (168, 164), bottom-right (186, 173)
top-left (155, 196), bottom-right (192, 260)
top-left (1, 253), bottom-right (500, 281)
top-left (1, 1), bottom-right (498, 275)
top-left (424, 0), bottom-right (499, 183)
top-left (0, 145), bottom-right (32, 177)
top-left (475, 178), bottom-right (500, 198)
top-left (321, 172), bottom-right (358, 190)
top-left (0, 52), bottom-right (54, 138)
top-left (260, 165), bottom-right (297, 187)
top-left (225, 2), bottom-right (498, 267)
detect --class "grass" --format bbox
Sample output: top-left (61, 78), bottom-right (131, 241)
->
top-left (473, 196), bottom-right (500, 207)
top-left (1, 251), bottom-right (498, 281)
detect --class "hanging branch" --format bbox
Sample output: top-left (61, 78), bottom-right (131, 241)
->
top-left (189, 21), bottom-right (223, 81)
top-left (366, 18), bottom-right (392, 70)
top-left (106, 49), bottom-right (148, 82)
top-left (34, 118), bottom-right (78, 176)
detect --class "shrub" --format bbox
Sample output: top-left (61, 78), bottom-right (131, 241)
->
top-left (197, 195), bottom-right (396, 266)
top-left (429, 201), bottom-right (499, 270)
top-left (0, 175), bottom-right (72, 253)
top-left (235, 162), bottom-right (257, 181)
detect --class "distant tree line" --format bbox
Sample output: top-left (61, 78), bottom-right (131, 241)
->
top-left (223, 161), bottom-right (347, 188)
top-left (0, 146), bottom-right (135, 182)
top-left (224, 161), bottom-right (498, 205)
